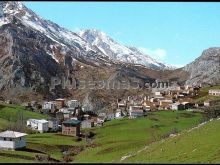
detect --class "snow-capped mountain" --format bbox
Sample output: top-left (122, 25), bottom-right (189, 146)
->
top-left (79, 29), bottom-right (174, 70)
top-left (0, 1), bottom-right (112, 66)
top-left (0, 1), bottom-right (174, 70)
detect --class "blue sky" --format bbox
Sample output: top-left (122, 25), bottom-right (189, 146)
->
top-left (24, 2), bottom-right (220, 67)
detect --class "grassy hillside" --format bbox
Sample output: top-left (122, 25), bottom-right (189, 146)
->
top-left (0, 103), bottom-right (47, 131)
top-left (123, 118), bottom-right (220, 163)
top-left (0, 110), bottom-right (203, 163)
top-left (74, 111), bottom-right (203, 163)
top-left (195, 85), bottom-right (220, 103)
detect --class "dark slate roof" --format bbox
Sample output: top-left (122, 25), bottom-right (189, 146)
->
top-left (62, 119), bottom-right (81, 126)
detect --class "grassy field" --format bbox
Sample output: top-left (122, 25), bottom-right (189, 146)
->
top-left (73, 110), bottom-right (203, 163)
top-left (0, 109), bottom-right (203, 163)
top-left (26, 133), bottom-right (85, 160)
top-left (0, 103), bottom-right (47, 122)
top-left (123, 118), bottom-right (220, 163)
top-left (0, 103), bottom-right (47, 131)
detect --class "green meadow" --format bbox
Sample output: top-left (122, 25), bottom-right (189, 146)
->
top-left (1, 103), bottom-right (219, 163)
top-left (74, 110), bottom-right (203, 163)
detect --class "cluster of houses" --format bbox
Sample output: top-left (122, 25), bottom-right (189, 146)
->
top-left (25, 98), bottom-right (106, 136)
top-left (113, 86), bottom-right (220, 118)
top-left (1, 86), bottom-right (220, 151)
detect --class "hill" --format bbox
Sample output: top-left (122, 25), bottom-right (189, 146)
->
top-left (73, 110), bottom-right (203, 163)
top-left (0, 110), bottom-right (203, 163)
top-left (122, 117), bottom-right (220, 163)
top-left (0, 103), bottom-right (47, 131)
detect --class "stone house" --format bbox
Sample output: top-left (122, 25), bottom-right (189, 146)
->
top-left (62, 119), bottom-right (81, 136)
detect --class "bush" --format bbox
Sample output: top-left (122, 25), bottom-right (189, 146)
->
top-left (63, 155), bottom-right (73, 162)
top-left (75, 137), bottom-right (82, 142)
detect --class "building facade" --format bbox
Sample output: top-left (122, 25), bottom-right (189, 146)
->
top-left (27, 119), bottom-right (49, 133)
top-left (62, 119), bottom-right (81, 136)
top-left (209, 89), bottom-right (220, 96)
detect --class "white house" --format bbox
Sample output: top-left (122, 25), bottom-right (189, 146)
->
top-left (42, 101), bottom-right (56, 110)
top-left (82, 105), bottom-right (93, 113)
top-left (115, 109), bottom-right (123, 119)
top-left (0, 131), bottom-right (27, 150)
top-left (42, 102), bottom-right (57, 114)
top-left (155, 91), bottom-right (161, 96)
top-left (27, 119), bottom-right (49, 133)
top-left (209, 89), bottom-right (220, 96)
top-left (171, 103), bottom-right (185, 110)
top-left (129, 106), bottom-right (144, 118)
top-left (67, 100), bottom-right (80, 108)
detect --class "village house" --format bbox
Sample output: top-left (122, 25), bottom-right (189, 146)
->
top-left (62, 119), bottom-right (81, 136)
top-left (55, 98), bottom-right (66, 109)
top-left (97, 116), bottom-right (106, 123)
top-left (154, 95), bottom-right (165, 101)
top-left (159, 99), bottom-right (173, 106)
top-left (184, 85), bottom-right (194, 91)
top-left (67, 100), bottom-right (80, 109)
top-left (0, 131), bottom-right (27, 150)
top-left (155, 91), bottom-right (162, 96)
top-left (106, 113), bottom-right (115, 121)
top-left (142, 100), bottom-right (155, 111)
top-left (81, 120), bottom-right (94, 129)
top-left (115, 109), bottom-right (126, 119)
top-left (195, 103), bottom-right (204, 108)
top-left (59, 108), bottom-right (71, 119)
top-left (27, 119), bottom-right (49, 133)
top-left (56, 111), bottom-right (64, 123)
top-left (209, 89), bottom-right (220, 96)
top-left (143, 105), bottom-right (151, 111)
top-left (129, 105), bottom-right (144, 118)
top-left (171, 103), bottom-right (185, 110)
top-left (181, 102), bottom-right (192, 109)
top-left (48, 118), bottom-right (59, 132)
top-left (158, 102), bottom-right (172, 110)
top-left (117, 99), bottom-right (127, 111)
top-left (42, 101), bottom-right (57, 114)
top-left (82, 104), bottom-right (93, 114)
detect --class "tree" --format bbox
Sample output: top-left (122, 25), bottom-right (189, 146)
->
top-left (204, 104), bottom-right (220, 119)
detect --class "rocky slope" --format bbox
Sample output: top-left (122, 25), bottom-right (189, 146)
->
top-left (184, 48), bottom-right (220, 86)
top-left (0, 1), bottom-right (165, 113)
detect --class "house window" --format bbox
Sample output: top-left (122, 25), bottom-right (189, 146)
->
top-left (10, 138), bottom-right (12, 141)
top-left (4, 138), bottom-right (6, 141)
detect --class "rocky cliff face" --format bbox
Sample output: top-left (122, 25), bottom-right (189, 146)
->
top-left (184, 48), bottom-right (220, 86)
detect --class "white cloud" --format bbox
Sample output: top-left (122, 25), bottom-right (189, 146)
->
top-left (138, 47), bottom-right (167, 60)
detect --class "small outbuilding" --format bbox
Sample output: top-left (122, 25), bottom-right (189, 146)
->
top-left (0, 131), bottom-right (27, 150)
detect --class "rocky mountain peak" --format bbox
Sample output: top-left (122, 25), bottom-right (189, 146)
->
top-left (184, 47), bottom-right (220, 85)
top-left (79, 29), bottom-right (174, 70)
